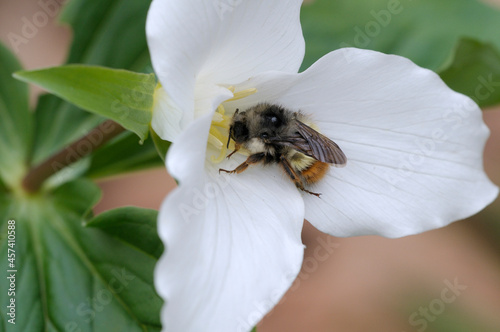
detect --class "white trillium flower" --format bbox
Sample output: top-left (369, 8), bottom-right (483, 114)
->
top-left (146, 0), bottom-right (498, 331)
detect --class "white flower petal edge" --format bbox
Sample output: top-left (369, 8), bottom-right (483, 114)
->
top-left (156, 114), bottom-right (305, 332)
top-left (147, 0), bottom-right (305, 139)
top-left (165, 85), bottom-right (231, 183)
top-left (151, 86), bottom-right (183, 142)
top-left (232, 48), bottom-right (498, 238)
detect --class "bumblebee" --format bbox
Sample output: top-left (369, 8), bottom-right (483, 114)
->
top-left (219, 103), bottom-right (346, 197)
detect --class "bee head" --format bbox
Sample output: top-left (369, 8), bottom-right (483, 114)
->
top-left (227, 104), bottom-right (290, 151)
top-left (257, 104), bottom-right (285, 142)
top-left (228, 109), bottom-right (250, 146)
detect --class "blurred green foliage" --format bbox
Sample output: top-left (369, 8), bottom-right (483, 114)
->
top-left (300, 0), bottom-right (500, 108)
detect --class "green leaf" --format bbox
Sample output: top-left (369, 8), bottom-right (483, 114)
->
top-left (0, 43), bottom-right (32, 187)
top-left (15, 66), bottom-right (156, 141)
top-left (0, 179), bottom-right (163, 331)
top-left (0, 3), bottom-right (165, 330)
top-left (60, 0), bottom-right (152, 71)
top-left (439, 38), bottom-right (500, 108)
top-left (424, 305), bottom-right (498, 332)
top-left (30, 93), bottom-right (102, 166)
top-left (86, 207), bottom-right (163, 259)
top-left (31, 0), bottom-right (155, 171)
top-left (86, 132), bottom-right (163, 179)
top-left (150, 128), bottom-right (172, 163)
top-left (300, 0), bottom-right (500, 72)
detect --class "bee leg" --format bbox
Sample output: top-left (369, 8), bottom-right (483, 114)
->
top-left (226, 143), bottom-right (241, 159)
top-left (302, 188), bottom-right (322, 198)
top-left (279, 156), bottom-right (321, 198)
top-left (219, 153), bottom-right (265, 174)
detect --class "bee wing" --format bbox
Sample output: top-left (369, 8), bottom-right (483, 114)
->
top-left (274, 120), bottom-right (347, 166)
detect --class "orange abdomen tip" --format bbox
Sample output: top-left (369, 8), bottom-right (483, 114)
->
top-left (300, 161), bottom-right (330, 184)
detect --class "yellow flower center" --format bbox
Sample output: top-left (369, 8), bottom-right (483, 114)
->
top-left (208, 86), bottom-right (257, 163)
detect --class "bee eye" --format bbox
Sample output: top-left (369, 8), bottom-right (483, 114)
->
top-left (231, 121), bottom-right (249, 142)
top-left (271, 116), bottom-right (278, 124)
top-left (260, 132), bottom-right (270, 139)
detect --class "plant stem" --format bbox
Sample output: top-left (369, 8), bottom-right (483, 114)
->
top-left (22, 120), bottom-right (126, 193)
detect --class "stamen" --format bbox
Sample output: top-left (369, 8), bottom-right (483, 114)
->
top-left (217, 104), bottom-right (226, 115)
top-left (208, 128), bottom-right (223, 149)
top-left (209, 127), bottom-right (229, 163)
top-left (210, 127), bottom-right (227, 145)
top-left (211, 141), bottom-right (228, 163)
top-left (225, 88), bottom-right (258, 102)
top-left (212, 112), bottom-right (224, 123)
top-left (212, 118), bottom-right (231, 129)
top-left (212, 105), bottom-right (231, 128)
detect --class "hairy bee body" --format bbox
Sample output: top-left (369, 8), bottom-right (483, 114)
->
top-left (286, 151), bottom-right (330, 185)
top-left (220, 103), bottom-right (346, 196)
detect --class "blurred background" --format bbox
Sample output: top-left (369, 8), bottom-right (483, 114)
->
top-left (1, 0), bottom-right (500, 331)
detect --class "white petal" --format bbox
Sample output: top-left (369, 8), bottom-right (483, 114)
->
top-left (152, 74), bottom-right (233, 142)
top-left (156, 135), bottom-right (305, 331)
top-left (153, 82), bottom-right (231, 158)
top-left (146, 0), bottom-right (305, 131)
top-left (151, 86), bottom-right (183, 142)
top-left (232, 48), bottom-right (498, 238)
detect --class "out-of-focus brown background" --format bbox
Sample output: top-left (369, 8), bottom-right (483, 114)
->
top-left (1, 1), bottom-right (500, 331)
